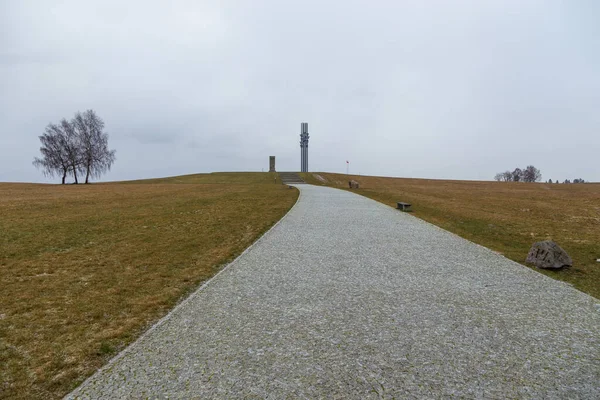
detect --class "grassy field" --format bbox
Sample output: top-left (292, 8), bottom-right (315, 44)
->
top-left (301, 172), bottom-right (600, 299)
top-left (0, 172), bottom-right (297, 399)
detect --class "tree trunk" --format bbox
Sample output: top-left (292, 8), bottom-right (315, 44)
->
top-left (62, 172), bottom-right (66, 185)
top-left (85, 167), bottom-right (90, 184)
top-left (72, 167), bottom-right (78, 184)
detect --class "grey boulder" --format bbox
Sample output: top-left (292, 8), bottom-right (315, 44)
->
top-left (526, 240), bottom-right (573, 269)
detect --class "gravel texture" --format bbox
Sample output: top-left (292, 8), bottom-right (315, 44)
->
top-left (68, 185), bottom-right (600, 399)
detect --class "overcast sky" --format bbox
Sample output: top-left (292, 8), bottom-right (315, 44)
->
top-left (2, 0), bottom-right (599, 183)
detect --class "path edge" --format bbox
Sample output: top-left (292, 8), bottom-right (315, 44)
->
top-left (66, 186), bottom-right (303, 399)
top-left (325, 185), bottom-right (599, 304)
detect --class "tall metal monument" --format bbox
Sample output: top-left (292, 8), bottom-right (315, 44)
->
top-left (300, 122), bottom-right (309, 172)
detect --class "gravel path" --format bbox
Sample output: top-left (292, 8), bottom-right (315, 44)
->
top-left (68, 185), bottom-right (600, 399)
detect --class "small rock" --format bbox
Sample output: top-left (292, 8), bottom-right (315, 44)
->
top-left (348, 180), bottom-right (359, 189)
top-left (526, 241), bottom-right (572, 269)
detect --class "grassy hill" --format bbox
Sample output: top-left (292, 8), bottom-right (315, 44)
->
top-left (0, 172), bottom-right (297, 399)
top-left (3, 170), bottom-right (598, 398)
top-left (301, 172), bottom-right (600, 299)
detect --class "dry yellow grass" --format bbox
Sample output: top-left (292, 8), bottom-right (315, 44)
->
top-left (0, 172), bottom-right (297, 399)
top-left (302, 172), bottom-right (600, 299)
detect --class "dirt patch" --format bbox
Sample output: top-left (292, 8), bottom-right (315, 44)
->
top-left (313, 174), bottom-right (328, 183)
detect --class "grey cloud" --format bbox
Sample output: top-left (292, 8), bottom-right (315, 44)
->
top-left (1, 0), bottom-right (599, 183)
top-left (126, 132), bottom-right (180, 145)
top-left (0, 52), bottom-right (65, 66)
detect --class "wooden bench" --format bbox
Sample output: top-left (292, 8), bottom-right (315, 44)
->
top-left (397, 202), bottom-right (412, 211)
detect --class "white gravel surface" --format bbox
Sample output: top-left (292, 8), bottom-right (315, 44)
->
top-left (68, 185), bottom-right (600, 399)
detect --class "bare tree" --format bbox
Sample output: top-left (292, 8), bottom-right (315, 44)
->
top-left (59, 118), bottom-right (82, 184)
top-left (511, 168), bottom-right (523, 182)
top-left (72, 110), bottom-right (115, 184)
top-left (494, 170), bottom-right (509, 182)
top-left (33, 123), bottom-right (71, 184)
top-left (79, 110), bottom-right (115, 183)
top-left (34, 110), bottom-right (116, 184)
top-left (523, 165), bottom-right (542, 182)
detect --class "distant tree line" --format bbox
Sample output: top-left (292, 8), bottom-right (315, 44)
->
top-left (494, 165), bottom-right (542, 182)
top-left (33, 110), bottom-right (116, 184)
top-left (549, 178), bottom-right (587, 184)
